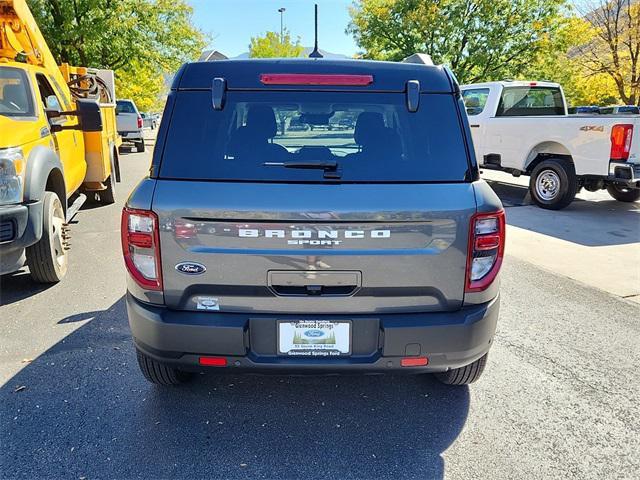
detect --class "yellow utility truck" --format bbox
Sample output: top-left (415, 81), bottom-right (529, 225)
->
top-left (0, 0), bottom-right (121, 283)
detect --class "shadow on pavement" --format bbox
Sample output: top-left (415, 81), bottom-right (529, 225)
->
top-left (0, 269), bottom-right (54, 306)
top-left (0, 296), bottom-right (469, 479)
top-left (486, 180), bottom-right (639, 247)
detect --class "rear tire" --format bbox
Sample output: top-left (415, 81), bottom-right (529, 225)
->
top-left (606, 184), bottom-right (640, 202)
top-left (135, 140), bottom-right (145, 153)
top-left (529, 159), bottom-right (577, 210)
top-left (136, 349), bottom-right (192, 386)
top-left (435, 354), bottom-right (488, 386)
top-left (26, 191), bottom-right (68, 283)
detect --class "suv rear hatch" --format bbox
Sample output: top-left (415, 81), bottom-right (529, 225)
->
top-left (152, 64), bottom-right (476, 314)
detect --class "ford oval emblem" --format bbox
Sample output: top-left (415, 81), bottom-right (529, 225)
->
top-left (304, 329), bottom-right (324, 338)
top-left (175, 262), bottom-right (206, 275)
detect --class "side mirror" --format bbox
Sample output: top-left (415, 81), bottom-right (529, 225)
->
top-left (76, 99), bottom-right (103, 132)
top-left (48, 99), bottom-right (103, 133)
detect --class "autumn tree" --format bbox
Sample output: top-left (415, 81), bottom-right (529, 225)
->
top-left (347, 0), bottom-right (567, 83)
top-left (27, 0), bottom-right (206, 109)
top-left (249, 30), bottom-right (304, 58)
top-left (574, 0), bottom-right (640, 105)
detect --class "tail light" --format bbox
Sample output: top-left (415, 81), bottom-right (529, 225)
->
top-left (121, 208), bottom-right (162, 290)
top-left (260, 73), bottom-right (373, 86)
top-left (610, 124), bottom-right (633, 161)
top-left (137, 116), bottom-right (143, 129)
top-left (466, 210), bottom-right (505, 292)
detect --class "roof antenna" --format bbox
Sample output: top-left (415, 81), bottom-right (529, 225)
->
top-left (308, 4), bottom-right (323, 58)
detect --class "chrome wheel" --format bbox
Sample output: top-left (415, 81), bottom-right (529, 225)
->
top-left (535, 170), bottom-right (561, 201)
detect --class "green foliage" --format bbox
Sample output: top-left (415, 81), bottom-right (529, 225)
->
top-left (347, 0), bottom-right (567, 84)
top-left (26, 0), bottom-right (206, 108)
top-left (249, 30), bottom-right (304, 58)
top-left (520, 15), bottom-right (620, 106)
top-left (115, 62), bottom-right (166, 112)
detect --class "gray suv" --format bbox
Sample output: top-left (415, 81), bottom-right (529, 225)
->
top-left (122, 59), bottom-right (504, 386)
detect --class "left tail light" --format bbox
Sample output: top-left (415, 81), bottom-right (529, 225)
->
top-left (466, 210), bottom-right (505, 292)
top-left (121, 208), bottom-right (162, 290)
top-left (610, 124), bottom-right (633, 161)
top-left (137, 116), bottom-right (143, 129)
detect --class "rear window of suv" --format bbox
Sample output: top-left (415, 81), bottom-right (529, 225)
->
top-left (158, 91), bottom-right (471, 183)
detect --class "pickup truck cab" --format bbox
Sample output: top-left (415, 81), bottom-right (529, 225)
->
top-left (116, 99), bottom-right (144, 152)
top-left (461, 81), bottom-right (640, 209)
top-left (123, 57), bottom-right (504, 387)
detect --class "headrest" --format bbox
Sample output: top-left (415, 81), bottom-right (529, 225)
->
top-left (246, 105), bottom-right (277, 139)
top-left (354, 112), bottom-right (385, 145)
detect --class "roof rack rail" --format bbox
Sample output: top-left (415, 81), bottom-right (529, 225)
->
top-left (401, 53), bottom-right (434, 66)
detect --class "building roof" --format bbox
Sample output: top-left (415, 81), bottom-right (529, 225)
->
top-left (198, 50), bottom-right (229, 62)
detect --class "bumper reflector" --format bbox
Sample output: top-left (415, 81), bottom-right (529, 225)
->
top-left (401, 357), bottom-right (429, 367)
top-left (199, 356), bottom-right (227, 367)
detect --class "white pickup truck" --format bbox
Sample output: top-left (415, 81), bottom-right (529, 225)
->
top-left (461, 81), bottom-right (640, 209)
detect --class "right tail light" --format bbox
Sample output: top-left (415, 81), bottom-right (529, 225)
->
top-left (121, 208), bottom-right (162, 290)
top-left (610, 124), bottom-right (633, 161)
top-left (466, 210), bottom-right (505, 292)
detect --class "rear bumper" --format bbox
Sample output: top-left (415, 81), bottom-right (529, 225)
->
top-left (118, 130), bottom-right (143, 141)
top-left (608, 162), bottom-right (640, 188)
top-left (127, 293), bottom-right (500, 374)
top-left (0, 201), bottom-right (43, 275)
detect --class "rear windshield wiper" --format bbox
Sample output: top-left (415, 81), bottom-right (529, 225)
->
top-left (264, 161), bottom-right (341, 179)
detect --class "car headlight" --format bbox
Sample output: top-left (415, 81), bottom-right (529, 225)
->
top-left (0, 147), bottom-right (25, 205)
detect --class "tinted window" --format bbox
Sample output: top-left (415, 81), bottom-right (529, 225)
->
top-left (462, 88), bottom-right (490, 116)
top-left (159, 91), bottom-right (470, 183)
top-left (0, 67), bottom-right (34, 117)
top-left (116, 100), bottom-right (136, 114)
top-left (496, 87), bottom-right (564, 116)
top-left (618, 106), bottom-right (639, 114)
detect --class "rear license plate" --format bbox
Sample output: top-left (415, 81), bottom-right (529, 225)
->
top-left (278, 320), bottom-right (351, 357)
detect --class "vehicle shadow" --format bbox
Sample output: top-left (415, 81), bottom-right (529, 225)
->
top-left (0, 268), bottom-right (54, 306)
top-left (0, 296), bottom-right (470, 480)
top-left (487, 180), bottom-right (640, 247)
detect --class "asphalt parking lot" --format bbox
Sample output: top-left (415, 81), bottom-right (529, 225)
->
top-left (1, 133), bottom-right (639, 479)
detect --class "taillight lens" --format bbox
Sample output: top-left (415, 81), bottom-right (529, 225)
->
top-left (121, 208), bottom-right (162, 290)
top-left (137, 116), bottom-right (143, 129)
top-left (259, 73), bottom-right (373, 86)
top-left (610, 124), bottom-right (633, 161)
top-left (466, 211), bottom-right (505, 292)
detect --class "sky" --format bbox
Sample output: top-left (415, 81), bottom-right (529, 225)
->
top-left (187, 0), bottom-right (358, 58)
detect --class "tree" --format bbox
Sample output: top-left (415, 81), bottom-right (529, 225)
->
top-left (574, 0), bottom-right (639, 105)
top-left (249, 30), bottom-right (304, 58)
top-left (115, 62), bottom-right (166, 112)
top-left (347, 0), bottom-right (567, 83)
top-left (522, 15), bottom-right (620, 106)
top-left (26, 0), bottom-right (206, 108)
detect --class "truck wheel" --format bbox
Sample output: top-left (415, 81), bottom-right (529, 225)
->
top-left (435, 354), bottom-right (488, 386)
top-left (606, 184), bottom-right (640, 202)
top-left (529, 159), bottom-right (577, 210)
top-left (26, 192), bottom-right (68, 283)
top-left (135, 140), bottom-right (145, 153)
top-left (136, 349), bottom-right (192, 386)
